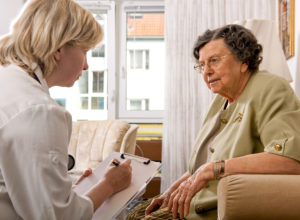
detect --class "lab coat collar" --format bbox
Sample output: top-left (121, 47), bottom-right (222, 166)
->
top-left (34, 64), bottom-right (50, 96)
top-left (24, 61), bottom-right (50, 96)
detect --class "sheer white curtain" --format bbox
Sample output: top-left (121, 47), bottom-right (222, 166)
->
top-left (162, 0), bottom-right (271, 192)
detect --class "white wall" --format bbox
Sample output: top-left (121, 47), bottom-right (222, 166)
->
top-left (275, 0), bottom-right (300, 97)
top-left (0, 0), bottom-right (23, 36)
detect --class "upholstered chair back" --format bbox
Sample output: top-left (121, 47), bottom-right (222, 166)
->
top-left (68, 120), bottom-right (138, 175)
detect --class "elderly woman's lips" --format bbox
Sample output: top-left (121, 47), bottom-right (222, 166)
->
top-left (209, 79), bottom-right (220, 83)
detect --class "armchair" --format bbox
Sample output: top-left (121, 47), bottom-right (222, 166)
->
top-left (217, 174), bottom-right (300, 220)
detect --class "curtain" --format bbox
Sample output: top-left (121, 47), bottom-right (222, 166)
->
top-left (162, 0), bottom-right (271, 192)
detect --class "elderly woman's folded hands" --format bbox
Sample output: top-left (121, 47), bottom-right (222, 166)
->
top-left (168, 162), bottom-right (214, 219)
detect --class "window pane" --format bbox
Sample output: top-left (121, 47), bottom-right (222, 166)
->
top-left (130, 50), bottom-right (143, 69)
top-left (130, 100), bottom-right (142, 110)
top-left (78, 97), bottom-right (88, 110)
top-left (126, 12), bottom-right (165, 111)
top-left (54, 98), bottom-right (66, 108)
top-left (93, 71), bottom-right (104, 93)
top-left (92, 97), bottom-right (104, 110)
top-left (78, 71), bottom-right (88, 94)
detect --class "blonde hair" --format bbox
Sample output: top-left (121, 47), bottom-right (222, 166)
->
top-left (0, 0), bottom-right (103, 77)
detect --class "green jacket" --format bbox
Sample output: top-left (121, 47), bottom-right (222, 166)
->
top-left (187, 70), bottom-right (300, 219)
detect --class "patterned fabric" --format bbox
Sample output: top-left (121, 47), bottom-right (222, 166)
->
top-left (68, 120), bottom-right (131, 174)
top-left (126, 194), bottom-right (182, 220)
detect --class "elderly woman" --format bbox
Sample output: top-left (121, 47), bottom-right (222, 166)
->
top-left (0, 0), bottom-right (131, 219)
top-left (127, 24), bottom-right (300, 220)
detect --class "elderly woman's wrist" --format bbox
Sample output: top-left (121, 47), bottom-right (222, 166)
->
top-left (200, 162), bottom-right (215, 181)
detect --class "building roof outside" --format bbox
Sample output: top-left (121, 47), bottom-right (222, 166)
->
top-left (127, 13), bottom-right (164, 37)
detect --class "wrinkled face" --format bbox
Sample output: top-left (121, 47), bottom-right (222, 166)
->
top-left (199, 39), bottom-right (247, 97)
top-left (52, 45), bottom-right (89, 87)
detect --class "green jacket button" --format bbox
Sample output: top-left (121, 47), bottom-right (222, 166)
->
top-left (196, 206), bottom-right (205, 213)
top-left (221, 119), bottom-right (228, 124)
top-left (275, 143), bottom-right (282, 151)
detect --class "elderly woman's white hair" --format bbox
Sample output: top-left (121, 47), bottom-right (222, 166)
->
top-left (0, 0), bottom-right (103, 77)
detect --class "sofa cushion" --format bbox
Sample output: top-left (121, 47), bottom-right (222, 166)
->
top-left (68, 120), bottom-right (130, 173)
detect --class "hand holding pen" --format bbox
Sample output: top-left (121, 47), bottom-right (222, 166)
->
top-left (104, 158), bottom-right (132, 194)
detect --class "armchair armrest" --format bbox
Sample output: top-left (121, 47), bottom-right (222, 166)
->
top-left (120, 124), bottom-right (139, 155)
top-left (217, 174), bottom-right (300, 220)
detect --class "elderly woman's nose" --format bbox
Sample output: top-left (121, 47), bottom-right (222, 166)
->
top-left (203, 63), bottom-right (212, 75)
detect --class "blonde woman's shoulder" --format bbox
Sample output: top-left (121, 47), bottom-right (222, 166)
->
top-left (0, 64), bottom-right (70, 127)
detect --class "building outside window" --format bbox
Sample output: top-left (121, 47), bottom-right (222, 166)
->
top-left (126, 12), bottom-right (165, 111)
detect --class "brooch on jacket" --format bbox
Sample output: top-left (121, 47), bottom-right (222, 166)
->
top-left (234, 113), bottom-right (243, 123)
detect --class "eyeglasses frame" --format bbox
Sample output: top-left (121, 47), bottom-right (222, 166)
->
top-left (194, 53), bottom-right (234, 73)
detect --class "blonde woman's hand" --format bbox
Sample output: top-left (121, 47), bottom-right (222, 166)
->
top-left (102, 159), bottom-right (132, 195)
top-left (72, 168), bottom-right (93, 189)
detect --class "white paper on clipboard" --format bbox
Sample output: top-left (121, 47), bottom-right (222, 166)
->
top-left (74, 151), bottom-right (162, 220)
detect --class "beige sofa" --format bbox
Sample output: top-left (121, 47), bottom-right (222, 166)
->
top-left (68, 120), bottom-right (138, 184)
top-left (218, 174), bottom-right (300, 220)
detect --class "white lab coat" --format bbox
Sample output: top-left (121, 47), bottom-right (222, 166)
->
top-left (0, 64), bottom-right (93, 220)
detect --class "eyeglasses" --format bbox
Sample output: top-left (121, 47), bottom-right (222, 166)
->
top-left (194, 53), bottom-right (233, 73)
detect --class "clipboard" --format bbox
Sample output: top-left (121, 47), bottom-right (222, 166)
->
top-left (74, 151), bottom-right (162, 220)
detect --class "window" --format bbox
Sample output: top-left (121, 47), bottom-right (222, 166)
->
top-left (130, 100), bottom-right (142, 110)
top-left (129, 50), bottom-right (149, 70)
top-left (91, 97), bottom-right (105, 110)
top-left (76, 69), bottom-right (107, 111)
top-left (128, 99), bottom-right (149, 110)
top-left (118, 5), bottom-right (165, 122)
top-left (93, 71), bottom-right (104, 93)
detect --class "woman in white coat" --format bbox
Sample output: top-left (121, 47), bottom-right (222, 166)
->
top-left (0, 0), bottom-right (132, 219)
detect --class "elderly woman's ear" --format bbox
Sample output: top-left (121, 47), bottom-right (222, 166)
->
top-left (241, 62), bottom-right (249, 73)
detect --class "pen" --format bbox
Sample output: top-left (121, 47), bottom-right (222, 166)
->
top-left (112, 161), bottom-right (119, 167)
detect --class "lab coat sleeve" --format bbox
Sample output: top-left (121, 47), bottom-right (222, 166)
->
top-left (0, 104), bottom-right (94, 220)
